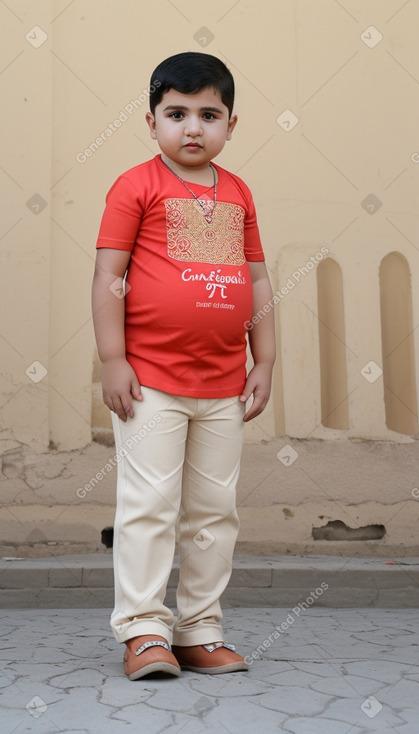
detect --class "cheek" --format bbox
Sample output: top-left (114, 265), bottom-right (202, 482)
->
top-left (161, 123), bottom-right (179, 138)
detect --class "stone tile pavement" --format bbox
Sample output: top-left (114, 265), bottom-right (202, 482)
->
top-left (1, 606), bottom-right (418, 734)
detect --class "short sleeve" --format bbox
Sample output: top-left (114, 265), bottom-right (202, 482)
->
top-left (96, 175), bottom-right (144, 251)
top-left (226, 171), bottom-right (265, 262)
top-left (243, 192), bottom-right (265, 262)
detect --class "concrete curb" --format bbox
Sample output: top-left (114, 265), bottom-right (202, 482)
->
top-left (1, 554), bottom-right (418, 608)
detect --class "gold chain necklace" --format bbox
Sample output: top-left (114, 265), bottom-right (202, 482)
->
top-left (162, 159), bottom-right (217, 224)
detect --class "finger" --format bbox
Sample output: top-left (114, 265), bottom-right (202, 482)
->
top-left (240, 380), bottom-right (255, 403)
top-left (131, 380), bottom-right (143, 402)
top-left (243, 394), bottom-right (266, 422)
top-left (243, 403), bottom-right (257, 422)
top-left (111, 397), bottom-right (128, 423)
top-left (120, 395), bottom-right (134, 420)
top-left (103, 395), bottom-right (114, 413)
top-left (244, 404), bottom-right (261, 422)
top-left (243, 396), bottom-right (256, 422)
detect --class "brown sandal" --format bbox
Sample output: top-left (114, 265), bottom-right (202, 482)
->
top-left (124, 637), bottom-right (181, 680)
top-left (171, 642), bottom-right (248, 675)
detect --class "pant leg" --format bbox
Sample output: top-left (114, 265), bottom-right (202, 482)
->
top-left (110, 386), bottom-right (190, 644)
top-left (173, 395), bottom-right (245, 646)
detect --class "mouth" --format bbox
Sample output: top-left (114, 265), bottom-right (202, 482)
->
top-left (184, 143), bottom-right (202, 148)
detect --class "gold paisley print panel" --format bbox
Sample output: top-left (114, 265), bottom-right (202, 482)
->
top-left (164, 198), bottom-right (246, 265)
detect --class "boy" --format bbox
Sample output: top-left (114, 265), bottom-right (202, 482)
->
top-left (92, 52), bottom-right (275, 680)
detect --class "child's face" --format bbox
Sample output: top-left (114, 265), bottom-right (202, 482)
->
top-left (146, 87), bottom-right (237, 171)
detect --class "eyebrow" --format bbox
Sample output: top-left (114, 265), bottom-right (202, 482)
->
top-left (162, 105), bottom-right (223, 113)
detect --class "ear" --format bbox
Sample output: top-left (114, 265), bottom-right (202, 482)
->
top-left (226, 114), bottom-right (238, 141)
top-left (145, 111), bottom-right (157, 139)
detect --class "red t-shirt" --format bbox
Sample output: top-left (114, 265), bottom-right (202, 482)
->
top-left (96, 155), bottom-right (264, 398)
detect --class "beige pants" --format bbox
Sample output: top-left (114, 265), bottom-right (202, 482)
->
top-left (110, 386), bottom-right (245, 646)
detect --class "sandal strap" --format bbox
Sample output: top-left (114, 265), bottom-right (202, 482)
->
top-left (135, 640), bottom-right (170, 656)
top-left (202, 642), bottom-right (236, 653)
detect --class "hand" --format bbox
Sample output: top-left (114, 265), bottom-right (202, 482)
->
top-left (101, 357), bottom-right (143, 422)
top-left (239, 363), bottom-right (273, 422)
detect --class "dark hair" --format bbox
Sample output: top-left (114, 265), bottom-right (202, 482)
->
top-left (149, 52), bottom-right (235, 117)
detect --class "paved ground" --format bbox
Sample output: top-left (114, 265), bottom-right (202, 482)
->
top-left (1, 607), bottom-right (418, 734)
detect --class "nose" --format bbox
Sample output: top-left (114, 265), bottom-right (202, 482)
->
top-left (184, 116), bottom-right (203, 137)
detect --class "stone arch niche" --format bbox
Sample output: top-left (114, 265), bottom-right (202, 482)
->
top-left (379, 252), bottom-right (418, 435)
top-left (316, 257), bottom-right (349, 430)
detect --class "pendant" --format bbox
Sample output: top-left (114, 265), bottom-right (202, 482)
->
top-left (199, 198), bottom-right (214, 223)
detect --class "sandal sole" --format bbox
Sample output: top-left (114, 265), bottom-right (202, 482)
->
top-left (178, 661), bottom-right (248, 675)
top-left (128, 662), bottom-right (181, 680)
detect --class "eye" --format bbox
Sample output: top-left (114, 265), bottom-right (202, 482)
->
top-left (169, 111), bottom-right (184, 120)
top-left (203, 113), bottom-right (215, 120)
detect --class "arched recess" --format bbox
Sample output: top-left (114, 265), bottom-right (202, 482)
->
top-left (317, 258), bottom-right (349, 430)
top-left (379, 252), bottom-right (418, 435)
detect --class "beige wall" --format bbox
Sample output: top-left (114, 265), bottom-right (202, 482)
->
top-left (2, 0), bottom-right (419, 450)
top-left (1, 1), bottom-right (419, 554)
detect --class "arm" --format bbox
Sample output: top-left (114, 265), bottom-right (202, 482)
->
top-left (92, 248), bottom-right (142, 422)
top-left (240, 261), bottom-right (276, 422)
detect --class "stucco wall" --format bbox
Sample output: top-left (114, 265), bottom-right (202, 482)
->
top-left (1, 0), bottom-right (419, 555)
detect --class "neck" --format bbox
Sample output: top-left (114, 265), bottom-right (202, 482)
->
top-left (161, 155), bottom-right (215, 185)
